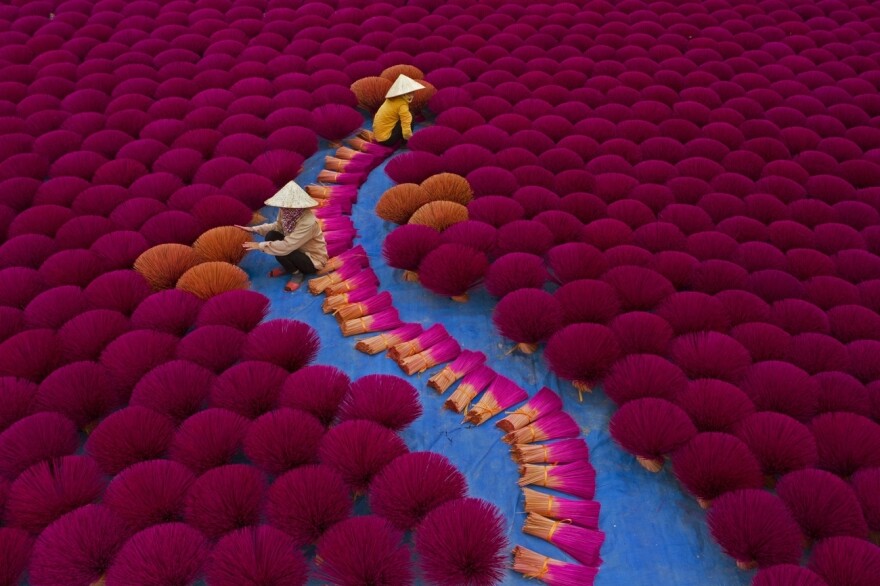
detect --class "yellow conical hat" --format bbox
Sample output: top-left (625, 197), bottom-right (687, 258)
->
top-left (385, 74), bottom-right (426, 98)
top-left (264, 180), bottom-right (319, 208)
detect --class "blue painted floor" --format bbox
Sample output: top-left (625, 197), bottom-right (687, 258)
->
top-left (241, 136), bottom-right (753, 586)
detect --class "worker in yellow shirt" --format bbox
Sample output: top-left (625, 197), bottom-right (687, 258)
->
top-left (372, 74), bottom-right (426, 147)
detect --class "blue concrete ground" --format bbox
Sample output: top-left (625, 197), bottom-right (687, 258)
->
top-left (241, 137), bottom-right (753, 586)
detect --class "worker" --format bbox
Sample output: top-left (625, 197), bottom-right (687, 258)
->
top-left (372, 74), bottom-right (426, 147)
top-left (236, 180), bottom-right (327, 293)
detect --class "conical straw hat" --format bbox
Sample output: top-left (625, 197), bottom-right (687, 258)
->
top-left (264, 180), bottom-right (319, 208)
top-left (386, 74), bottom-right (426, 98)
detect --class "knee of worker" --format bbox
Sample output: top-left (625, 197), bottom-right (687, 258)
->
top-left (265, 230), bottom-right (284, 242)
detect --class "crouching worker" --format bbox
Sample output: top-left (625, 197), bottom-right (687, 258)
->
top-left (236, 180), bottom-right (327, 293)
top-left (372, 74), bottom-right (426, 148)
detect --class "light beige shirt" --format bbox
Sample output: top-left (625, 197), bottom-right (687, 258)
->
top-left (252, 209), bottom-right (328, 270)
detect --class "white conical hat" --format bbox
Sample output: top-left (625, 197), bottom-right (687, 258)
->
top-left (385, 74), bottom-right (426, 98)
top-left (264, 180), bottom-right (319, 208)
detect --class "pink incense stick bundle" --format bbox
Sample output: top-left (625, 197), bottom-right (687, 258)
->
top-left (519, 461), bottom-right (597, 500)
top-left (346, 136), bottom-right (394, 156)
top-left (319, 244), bottom-right (367, 275)
top-left (388, 324), bottom-right (449, 362)
top-left (522, 512), bottom-right (605, 567)
top-left (513, 439), bottom-right (590, 465)
top-left (324, 155), bottom-right (374, 174)
top-left (445, 366), bottom-right (496, 414)
top-left (308, 262), bottom-right (363, 295)
top-left (355, 323), bottom-right (423, 355)
top-left (497, 387), bottom-right (563, 433)
top-left (504, 411), bottom-right (581, 445)
top-left (316, 169), bottom-right (366, 186)
top-left (522, 487), bottom-right (600, 529)
top-left (324, 267), bottom-right (379, 296)
top-left (323, 285), bottom-right (378, 314)
top-left (340, 307), bottom-right (403, 337)
top-left (465, 376), bottom-right (529, 425)
top-left (335, 291), bottom-right (393, 323)
top-left (512, 545), bottom-right (599, 585)
top-left (398, 337), bottom-right (462, 376)
top-left (317, 216), bottom-right (355, 234)
top-left (427, 350), bottom-right (486, 394)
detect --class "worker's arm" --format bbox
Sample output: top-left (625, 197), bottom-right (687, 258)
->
top-left (399, 102), bottom-right (413, 139)
top-left (249, 221), bottom-right (279, 237)
top-left (259, 215), bottom-right (318, 256)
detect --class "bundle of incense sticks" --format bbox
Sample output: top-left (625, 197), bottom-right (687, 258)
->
top-left (465, 376), bottom-right (528, 425)
top-left (340, 307), bottom-right (403, 337)
top-left (355, 323), bottom-right (423, 355)
top-left (427, 350), bottom-right (486, 394)
top-left (496, 387), bottom-right (563, 433)
top-left (308, 262), bottom-right (362, 295)
top-left (316, 197), bottom-right (353, 215)
top-left (323, 285), bottom-right (378, 314)
top-left (521, 487), bottom-right (600, 529)
top-left (387, 324), bottom-right (449, 362)
top-left (334, 291), bottom-right (393, 323)
top-left (335, 146), bottom-right (362, 160)
top-left (518, 461), bottom-right (596, 500)
top-left (306, 184), bottom-right (358, 200)
top-left (324, 268), bottom-right (379, 296)
top-left (317, 216), bottom-right (355, 233)
top-left (503, 411), bottom-right (581, 445)
top-left (444, 366), bottom-right (496, 414)
top-left (316, 169), bottom-right (367, 186)
top-left (398, 337), bottom-right (461, 376)
top-left (522, 513), bottom-right (605, 567)
top-left (356, 129), bottom-right (374, 141)
top-left (324, 155), bottom-right (374, 174)
top-left (319, 245), bottom-right (368, 275)
top-left (512, 439), bottom-right (590, 465)
top-left (512, 545), bottom-right (599, 585)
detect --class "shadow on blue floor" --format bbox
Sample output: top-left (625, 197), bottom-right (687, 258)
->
top-left (241, 138), bottom-right (753, 586)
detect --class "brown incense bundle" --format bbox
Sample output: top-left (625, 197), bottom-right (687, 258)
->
top-left (355, 324), bottom-right (423, 355)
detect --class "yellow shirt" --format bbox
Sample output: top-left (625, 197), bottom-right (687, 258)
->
top-left (252, 209), bottom-right (328, 270)
top-left (373, 96), bottom-right (413, 142)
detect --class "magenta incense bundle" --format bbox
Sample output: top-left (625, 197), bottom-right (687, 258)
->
top-left (387, 324), bottom-right (449, 362)
top-left (513, 545), bottom-right (598, 585)
top-left (427, 350), bottom-right (486, 394)
top-left (518, 461), bottom-right (597, 500)
top-left (513, 439), bottom-right (590, 466)
top-left (445, 366), bottom-right (497, 414)
top-left (398, 337), bottom-right (462, 377)
top-left (340, 307), bottom-right (404, 338)
top-left (465, 376), bottom-right (528, 425)
top-left (324, 285), bottom-right (379, 314)
top-left (308, 262), bottom-right (363, 295)
top-left (335, 290), bottom-right (393, 322)
top-left (497, 387), bottom-right (563, 433)
top-left (522, 512), bottom-right (605, 567)
top-left (319, 244), bottom-right (368, 275)
top-left (355, 323), bottom-right (423, 356)
top-left (324, 267), bottom-right (379, 297)
top-left (522, 487), bottom-right (600, 530)
top-left (503, 411), bottom-right (581, 445)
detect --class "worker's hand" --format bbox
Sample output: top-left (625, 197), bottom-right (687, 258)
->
top-left (234, 224), bottom-right (255, 233)
top-left (241, 242), bottom-right (260, 251)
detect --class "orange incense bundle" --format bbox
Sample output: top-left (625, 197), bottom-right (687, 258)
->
top-left (503, 412), bottom-right (581, 445)
top-left (355, 324), bottom-right (423, 355)
top-left (512, 545), bottom-right (599, 585)
top-left (340, 308), bottom-right (403, 337)
top-left (398, 337), bottom-right (461, 377)
top-left (496, 387), bottom-right (563, 433)
top-left (512, 439), bottom-right (590, 465)
top-left (518, 461), bottom-right (596, 501)
top-left (444, 366), bottom-right (496, 414)
top-left (334, 291), bottom-right (393, 323)
top-left (427, 350), bottom-right (486, 394)
top-left (323, 285), bottom-right (378, 314)
top-left (318, 245), bottom-right (368, 276)
top-left (308, 262), bottom-right (363, 295)
top-left (522, 512), bottom-right (605, 567)
top-left (464, 376), bottom-right (528, 426)
top-left (522, 487), bottom-right (600, 530)
top-left (324, 268), bottom-right (379, 296)
top-left (387, 324), bottom-right (449, 362)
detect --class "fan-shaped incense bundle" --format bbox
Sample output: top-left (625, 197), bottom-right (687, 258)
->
top-left (176, 261), bottom-right (250, 300)
top-left (134, 243), bottom-right (201, 290)
top-left (512, 545), bottom-right (599, 585)
top-left (610, 398), bottom-right (698, 473)
top-left (504, 411), bottom-right (581, 445)
top-left (672, 433), bottom-right (765, 508)
top-left (318, 420), bottom-right (408, 494)
top-left (418, 243), bottom-right (488, 302)
top-left (316, 515), bottom-right (413, 586)
top-left (445, 366), bottom-right (497, 414)
top-left (408, 200), bottom-right (469, 231)
top-left (340, 307), bottom-right (404, 337)
top-left (398, 337), bottom-right (462, 376)
top-left (355, 323), bottom-right (423, 355)
top-left (376, 183), bottom-right (433, 225)
top-left (323, 285), bottom-right (379, 314)
top-left (192, 226), bottom-right (251, 265)
top-left (545, 324), bottom-right (621, 397)
top-left (421, 173), bottom-right (474, 206)
top-left (427, 350), bottom-right (486, 394)
top-left (522, 513), bottom-right (605, 567)
top-left (519, 461), bottom-right (597, 500)
top-left (351, 77), bottom-right (393, 111)
top-left (513, 439), bottom-right (590, 466)
top-left (335, 291), bottom-right (393, 322)
top-left (497, 387), bottom-right (563, 433)
top-left (465, 376), bottom-right (528, 425)
top-left (324, 268), bottom-right (379, 296)
top-left (388, 324), bottom-right (448, 362)
top-left (319, 244), bottom-right (367, 275)
top-left (522, 487), bottom-right (600, 529)
top-left (308, 262), bottom-right (363, 295)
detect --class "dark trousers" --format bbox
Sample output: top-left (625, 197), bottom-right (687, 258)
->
top-left (377, 121), bottom-right (404, 147)
top-left (265, 231), bottom-right (317, 274)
